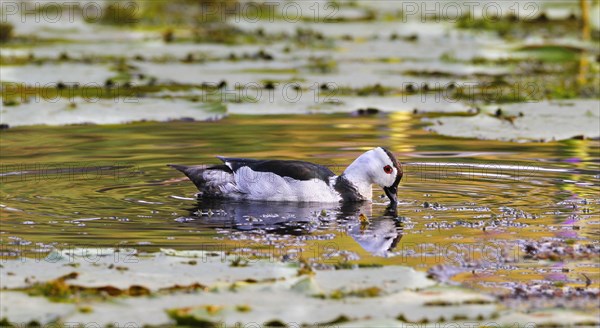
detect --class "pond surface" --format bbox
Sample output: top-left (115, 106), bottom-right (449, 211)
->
top-left (2, 113), bottom-right (598, 310)
top-left (1, 0), bottom-right (599, 324)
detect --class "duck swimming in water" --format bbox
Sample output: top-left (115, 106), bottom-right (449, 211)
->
top-left (168, 147), bottom-right (402, 205)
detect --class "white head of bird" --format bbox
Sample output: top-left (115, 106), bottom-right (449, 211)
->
top-left (343, 147), bottom-right (402, 204)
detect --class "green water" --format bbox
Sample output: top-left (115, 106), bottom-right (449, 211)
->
top-left (1, 113), bottom-right (598, 301)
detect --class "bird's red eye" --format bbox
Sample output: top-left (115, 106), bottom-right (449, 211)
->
top-left (383, 165), bottom-right (393, 174)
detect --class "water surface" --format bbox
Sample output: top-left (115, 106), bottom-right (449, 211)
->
top-left (2, 114), bottom-right (598, 308)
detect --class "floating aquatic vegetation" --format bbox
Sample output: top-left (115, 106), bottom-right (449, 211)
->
top-left (516, 44), bottom-right (585, 63)
top-left (521, 238), bottom-right (600, 261)
top-left (426, 100), bottom-right (600, 141)
top-left (456, 10), bottom-right (587, 40)
top-left (1, 249), bottom-right (516, 326)
top-left (1, 97), bottom-right (226, 126)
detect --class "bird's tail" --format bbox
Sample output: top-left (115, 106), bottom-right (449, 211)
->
top-left (167, 164), bottom-right (208, 190)
top-left (168, 164), bottom-right (234, 195)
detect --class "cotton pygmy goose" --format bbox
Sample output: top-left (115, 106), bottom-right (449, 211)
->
top-left (168, 147), bottom-right (402, 205)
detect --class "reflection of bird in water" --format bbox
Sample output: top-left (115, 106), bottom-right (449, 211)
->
top-left (182, 199), bottom-right (402, 256)
top-left (347, 216), bottom-right (403, 257)
top-left (185, 199), bottom-right (368, 234)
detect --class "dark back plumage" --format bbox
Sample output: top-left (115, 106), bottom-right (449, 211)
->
top-left (217, 157), bottom-right (335, 183)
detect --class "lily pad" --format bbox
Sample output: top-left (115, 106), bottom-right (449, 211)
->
top-left (0, 291), bottom-right (76, 325)
top-left (426, 100), bottom-right (600, 141)
top-left (0, 97), bottom-right (225, 126)
top-left (1, 63), bottom-right (114, 85)
top-left (1, 248), bottom-right (298, 291)
top-left (516, 45), bottom-right (583, 62)
top-left (498, 309), bottom-right (599, 327)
